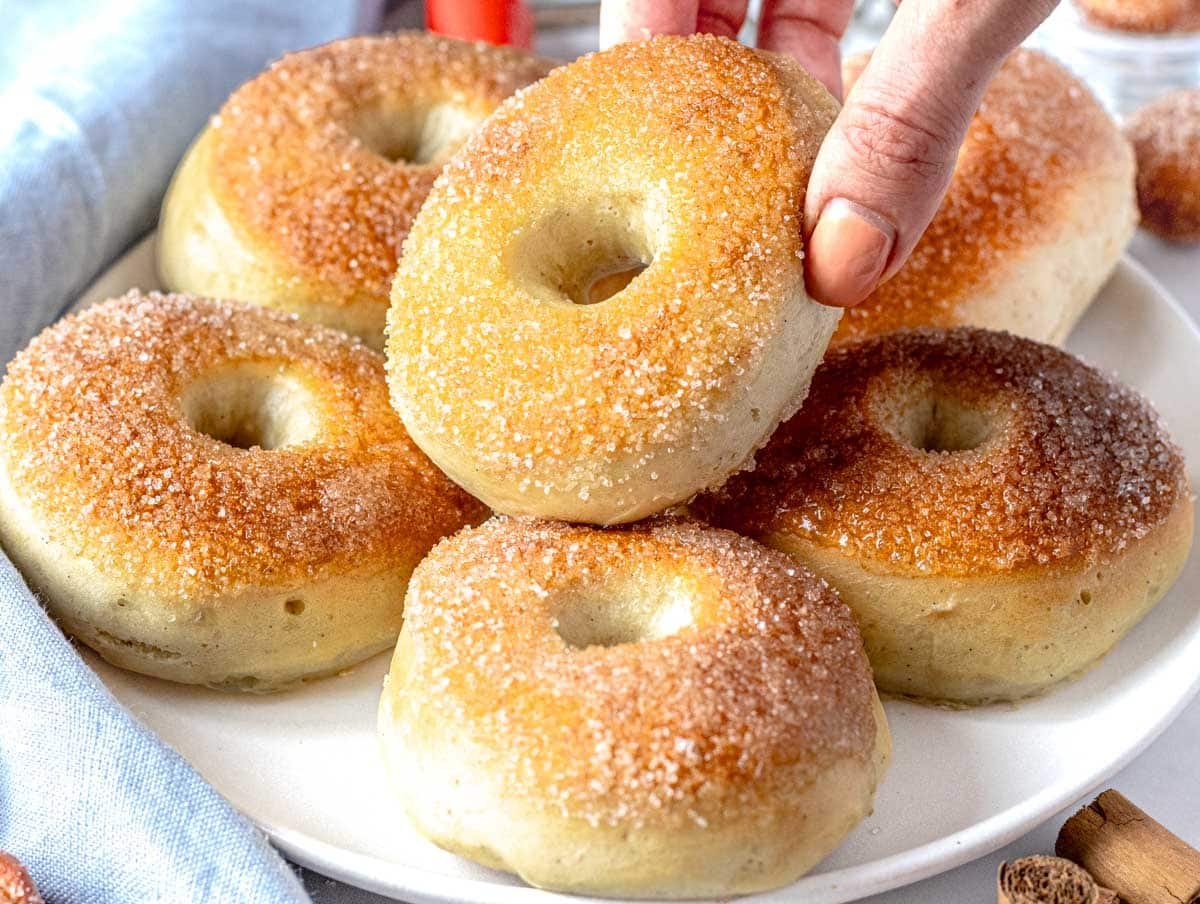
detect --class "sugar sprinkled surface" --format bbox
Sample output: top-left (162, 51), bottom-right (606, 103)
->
top-left (696, 328), bottom-right (1189, 576)
top-left (1126, 88), bottom-right (1200, 240)
top-left (1074, 0), bottom-right (1200, 32)
top-left (834, 50), bottom-right (1128, 344)
top-left (394, 517), bottom-right (878, 829)
top-left (0, 292), bottom-right (487, 599)
top-left (387, 34), bottom-right (840, 514)
top-left (211, 33), bottom-right (552, 308)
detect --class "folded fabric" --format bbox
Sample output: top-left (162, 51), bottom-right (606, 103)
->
top-left (0, 3), bottom-right (370, 901)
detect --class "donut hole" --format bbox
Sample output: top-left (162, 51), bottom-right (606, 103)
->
top-left (894, 391), bottom-right (998, 454)
top-left (511, 195), bottom-right (657, 306)
top-left (182, 365), bottom-right (320, 451)
top-left (552, 579), bottom-right (693, 649)
top-left (350, 102), bottom-right (481, 165)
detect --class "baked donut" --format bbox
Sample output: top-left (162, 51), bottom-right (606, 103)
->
top-left (1074, 0), bottom-right (1200, 32)
top-left (833, 50), bottom-right (1136, 348)
top-left (0, 852), bottom-right (42, 904)
top-left (1127, 89), bottom-right (1200, 242)
top-left (158, 34), bottom-right (552, 349)
top-left (695, 328), bottom-right (1193, 705)
top-left (386, 34), bottom-right (842, 525)
top-left (0, 292), bottom-right (486, 691)
top-left (379, 517), bottom-right (890, 897)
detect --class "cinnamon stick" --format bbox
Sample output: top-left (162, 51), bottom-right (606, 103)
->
top-left (1056, 789), bottom-right (1200, 904)
top-left (997, 855), bottom-right (1118, 904)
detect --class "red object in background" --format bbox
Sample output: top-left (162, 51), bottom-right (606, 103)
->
top-left (427, 0), bottom-right (533, 48)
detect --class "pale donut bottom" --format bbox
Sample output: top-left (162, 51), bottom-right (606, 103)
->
top-left (158, 129), bottom-right (386, 350)
top-left (764, 498), bottom-right (1194, 706)
top-left (400, 285), bottom-right (841, 526)
top-left (956, 157), bottom-right (1138, 348)
top-left (0, 459), bottom-right (407, 692)
top-left (378, 639), bottom-right (892, 899)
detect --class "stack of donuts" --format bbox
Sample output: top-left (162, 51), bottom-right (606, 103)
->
top-left (0, 30), bottom-right (1192, 899)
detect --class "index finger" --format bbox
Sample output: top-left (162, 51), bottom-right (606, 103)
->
top-left (599, 0), bottom-right (749, 47)
top-left (757, 0), bottom-right (856, 98)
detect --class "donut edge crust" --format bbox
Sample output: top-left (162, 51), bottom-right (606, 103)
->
top-left (830, 49), bottom-right (1137, 348)
top-left (0, 292), bottom-right (489, 692)
top-left (159, 128), bottom-right (389, 349)
top-left (380, 682), bottom-right (890, 897)
top-left (764, 499), bottom-right (1194, 704)
top-left (158, 34), bottom-right (555, 351)
top-left (0, 451), bottom-right (413, 692)
top-left (376, 517), bottom-right (892, 896)
top-left (385, 35), bottom-right (843, 525)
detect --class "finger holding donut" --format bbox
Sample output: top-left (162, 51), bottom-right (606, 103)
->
top-left (387, 34), bottom-right (842, 524)
top-left (601, 0), bottom-right (1062, 309)
top-left (599, 0), bottom-right (856, 98)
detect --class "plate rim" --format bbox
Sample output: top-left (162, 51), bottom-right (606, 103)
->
top-left (82, 241), bottom-right (1200, 903)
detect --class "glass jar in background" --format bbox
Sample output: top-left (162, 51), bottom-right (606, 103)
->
top-left (1030, 2), bottom-right (1200, 118)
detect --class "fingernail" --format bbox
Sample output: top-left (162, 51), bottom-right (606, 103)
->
top-left (805, 198), bottom-right (896, 307)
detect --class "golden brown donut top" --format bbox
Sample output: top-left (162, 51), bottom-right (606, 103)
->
top-left (834, 50), bottom-right (1127, 345)
top-left (399, 517), bottom-right (878, 828)
top-left (208, 33), bottom-right (552, 306)
top-left (388, 34), bottom-right (838, 488)
top-left (1127, 89), bottom-right (1200, 241)
top-left (696, 328), bottom-right (1189, 577)
top-left (0, 292), bottom-right (486, 599)
top-left (1074, 0), bottom-right (1200, 32)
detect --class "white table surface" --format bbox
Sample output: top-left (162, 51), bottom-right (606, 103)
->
top-left (300, 233), bottom-right (1200, 904)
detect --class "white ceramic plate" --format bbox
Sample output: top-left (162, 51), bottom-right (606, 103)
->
top-left (78, 237), bottom-right (1200, 904)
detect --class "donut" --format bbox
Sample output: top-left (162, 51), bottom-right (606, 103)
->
top-left (1127, 89), bottom-right (1200, 242)
top-left (0, 852), bottom-right (42, 904)
top-left (1074, 0), bottom-right (1200, 32)
top-left (378, 517), bottom-right (890, 897)
top-left (0, 292), bottom-right (486, 691)
top-left (695, 328), bottom-right (1193, 704)
top-left (158, 34), bottom-right (552, 349)
top-left (833, 50), bottom-right (1136, 348)
top-left (386, 34), bottom-right (842, 525)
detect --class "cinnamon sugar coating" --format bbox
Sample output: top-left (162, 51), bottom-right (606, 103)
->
top-left (0, 852), bottom-right (42, 904)
top-left (0, 292), bottom-right (486, 600)
top-left (397, 517), bottom-right (878, 828)
top-left (1127, 89), bottom-right (1200, 241)
top-left (696, 328), bottom-right (1189, 577)
top-left (834, 50), bottom-right (1129, 344)
top-left (387, 33), bottom-right (841, 522)
top-left (209, 33), bottom-right (552, 308)
top-left (1075, 0), bottom-right (1200, 32)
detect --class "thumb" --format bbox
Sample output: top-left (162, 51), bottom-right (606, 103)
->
top-left (803, 0), bottom-right (1057, 307)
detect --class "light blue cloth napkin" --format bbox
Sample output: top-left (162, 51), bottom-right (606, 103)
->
top-left (0, 3), bottom-right (373, 901)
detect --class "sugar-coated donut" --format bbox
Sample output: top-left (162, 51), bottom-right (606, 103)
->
top-left (695, 328), bottom-right (1193, 704)
top-left (0, 852), bottom-right (42, 904)
top-left (0, 292), bottom-right (486, 691)
top-left (386, 34), bottom-right (842, 525)
top-left (1127, 89), bottom-right (1200, 242)
top-left (833, 50), bottom-right (1136, 348)
top-left (379, 517), bottom-right (889, 897)
top-left (1074, 0), bottom-right (1200, 32)
top-left (158, 34), bottom-right (552, 349)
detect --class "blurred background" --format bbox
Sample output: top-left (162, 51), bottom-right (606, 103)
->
top-left (396, 0), bottom-right (1200, 115)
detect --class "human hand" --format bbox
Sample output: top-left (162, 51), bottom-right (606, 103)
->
top-left (599, 0), bottom-right (1059, 307)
